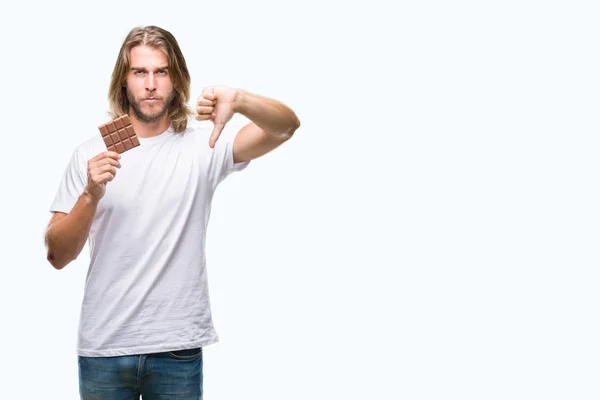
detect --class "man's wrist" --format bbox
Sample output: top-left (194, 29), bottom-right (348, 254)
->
top-left (233, 89), bottom-right (248, 115)
top-left (82, 189), bottom-right (100, 206)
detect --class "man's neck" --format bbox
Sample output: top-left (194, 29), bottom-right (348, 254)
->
top-left (129, 114), bottom-right (171, 139)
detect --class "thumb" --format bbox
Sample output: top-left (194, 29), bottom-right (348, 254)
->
top-left (209, 123), bottom-right (225, 148)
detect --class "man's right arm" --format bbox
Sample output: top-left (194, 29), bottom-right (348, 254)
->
top-left (45, 149), bottom-right (121, 270)
top-left (45, 192), bottom-right (99, 270)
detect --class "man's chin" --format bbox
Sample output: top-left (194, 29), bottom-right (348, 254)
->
top-left (139, 113), bottom-right (166, 123)
top-left (133, 105), bottom-right (168, 122)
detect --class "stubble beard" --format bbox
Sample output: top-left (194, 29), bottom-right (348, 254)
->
top-left (126, 88), bottom-right (176, 123)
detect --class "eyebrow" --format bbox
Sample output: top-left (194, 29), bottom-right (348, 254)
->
top-left (130, 66), bottom-right (169, 72)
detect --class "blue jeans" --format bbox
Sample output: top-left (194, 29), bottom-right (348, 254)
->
top-left (78, 347), bottom-right (203, 399)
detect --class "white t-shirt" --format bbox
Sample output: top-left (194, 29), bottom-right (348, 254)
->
top-left (49, 121), bottom-right (249, 357)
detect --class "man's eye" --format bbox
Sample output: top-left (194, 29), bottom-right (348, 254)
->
top-left (134, 71), bottom-right (145, 75)
top-left (157, 70), bottom-right (167, 75)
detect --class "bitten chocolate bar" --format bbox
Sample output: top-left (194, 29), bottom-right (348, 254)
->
top-left (98, 115), bottom-right (140, 154)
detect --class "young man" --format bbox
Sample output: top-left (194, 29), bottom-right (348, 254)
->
top-left (45, 25), bottom-right (300, 400)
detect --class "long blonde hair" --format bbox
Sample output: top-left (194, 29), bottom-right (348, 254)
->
top-left (108, 26), bottom-right (193, 133)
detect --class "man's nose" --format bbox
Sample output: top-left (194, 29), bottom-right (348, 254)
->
top-left (145, 73), bottom-right (157, 91)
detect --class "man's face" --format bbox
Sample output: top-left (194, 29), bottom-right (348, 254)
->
top-left (126, 45), bottom-right (175, 123)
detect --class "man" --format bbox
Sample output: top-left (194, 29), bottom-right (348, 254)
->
top-left (44, 25), bottom-right (300, 400)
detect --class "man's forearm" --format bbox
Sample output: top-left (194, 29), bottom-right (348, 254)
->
top-left (45, 192), bottom-right (99, 270)
top-left (234, 90), bottom-right (300, 139)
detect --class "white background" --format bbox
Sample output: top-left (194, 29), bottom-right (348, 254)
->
top-left (1, 0), bottom-right (599, 399)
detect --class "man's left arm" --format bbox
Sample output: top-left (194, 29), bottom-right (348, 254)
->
top-left (196, 87), bottom-right (301, 163)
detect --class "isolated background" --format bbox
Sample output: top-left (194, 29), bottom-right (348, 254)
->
top-left (1, 0), bottom-right (599, 398)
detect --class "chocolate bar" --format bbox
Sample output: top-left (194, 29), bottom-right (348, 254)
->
top-left (98, 115), bottom-right (140, 154)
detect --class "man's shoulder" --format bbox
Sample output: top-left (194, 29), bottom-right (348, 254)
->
top-left (188, 119), bottom-right (246, 145)
top-left (73, 133), bottom-right (105, 160)
top-left (187, 121), bottom-right (210, 138)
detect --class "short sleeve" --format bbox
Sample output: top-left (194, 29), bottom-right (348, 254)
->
top-left (208, 124), bottom-right (250, 188)
top-left (49, 149), bottom-right (87, 214)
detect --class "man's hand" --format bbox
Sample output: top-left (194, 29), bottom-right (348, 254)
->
top-left (84, 151), bottom-right (121, 201)
top-left (195, 86), bottom-right (240, 148)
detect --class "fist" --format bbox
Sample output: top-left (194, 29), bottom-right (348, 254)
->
top-left (195, 90), bottom-right (217, 122)
top-left (195, 86), bottom-right (239, 148)
top-left (84, 151), bottom-right (121, 201)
